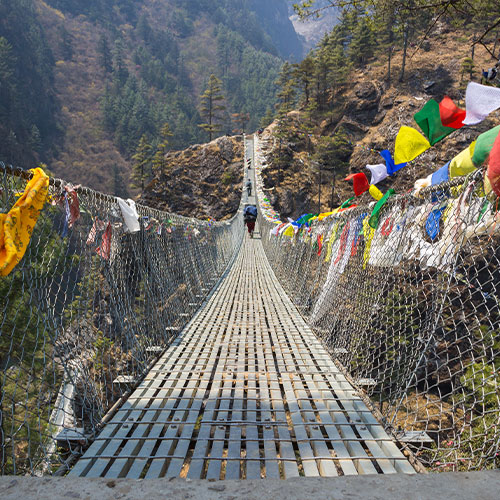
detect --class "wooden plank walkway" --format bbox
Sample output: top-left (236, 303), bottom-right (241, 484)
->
top-left (69, 232), bottom-right (415, 480)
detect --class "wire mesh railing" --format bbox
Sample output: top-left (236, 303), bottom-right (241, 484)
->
top-left (255, 135), bottom-right (500, 472)
top-left (0, 161), bottom-right (244, 475)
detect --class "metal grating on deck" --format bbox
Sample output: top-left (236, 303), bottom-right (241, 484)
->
top-left (69, 236), bottom-right (415, 480)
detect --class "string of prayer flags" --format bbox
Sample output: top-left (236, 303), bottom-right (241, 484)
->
top-left (394, 126), bottom-right (431, 164)
top-left (369, 184), bottom-right (383, 201)
top-left (414, 99), bottom-right (455, 145)
top-left (439, 96), bottom-right (465, 129)
top-left (486, 130), bottom-right (500, 196)
top-left (366, 163), bottom-right (389, 184)
top-left (369, 188), bottom-right (395, 229)
top-left (471, 125), bottom-right (500, 167)
top-left (344, 173), bottom-right (370, 196)
top-left (380, 149), bottom-right (406, 175)
top-left (463, 82), bottom-right (500, 125)
top-left (449, 141), bottom-right (476, 178)
top-left (0, 167), bottom-right (49, 276)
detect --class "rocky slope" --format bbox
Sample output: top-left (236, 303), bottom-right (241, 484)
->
top-left (259, 24), bottom-right (499, 219)
top-left (140, 136), bottom-right (244, 220)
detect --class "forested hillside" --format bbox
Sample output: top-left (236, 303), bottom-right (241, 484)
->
top-left (261, 0), bottom-right (500, 218)
top-left (0, 0), bottom-right (301, 195)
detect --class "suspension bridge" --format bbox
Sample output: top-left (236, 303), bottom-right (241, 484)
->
top-left (1, 135), bottom-right (500, 493)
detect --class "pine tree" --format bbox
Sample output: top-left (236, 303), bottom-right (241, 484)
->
top-left (131, 134), bottom-right (152, 191)
top-left (152, 122), bottom-right (173, 173)
top-left (28, 124), bottom-right (42, 153)
top-left (199, 74), bottom-right (226, 141)
top-left (275, 62), bottom-right (296, 113)
top-left (113, 38), bottom-right (129, 85)
top-left (97, 34), bottom-right (113, 74)
top-left (293, 55), bottom-right (315, 105)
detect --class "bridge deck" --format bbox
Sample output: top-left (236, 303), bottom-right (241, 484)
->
top-left (69, 234), bottom-right (415, 480)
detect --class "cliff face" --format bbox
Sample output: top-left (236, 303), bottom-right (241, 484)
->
top-left (140, 136), bottom-right (244, 221)
top-left (249, 0), bottom-right (304, 61)
top-left (288, 1), bottom-right (339, 53)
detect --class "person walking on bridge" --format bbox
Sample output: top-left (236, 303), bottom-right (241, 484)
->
top-left (246, 179), bottom-right (252, 196)
top-left (243, 204), bottom-right (257, 238)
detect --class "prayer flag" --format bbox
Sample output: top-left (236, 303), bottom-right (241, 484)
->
top-left (439, 96), bottom-right (465, 129)
top-left (472, 125), bottom-right (500, 167)
top-left (414, 99), bottom-right (455, 145)
top-left (394, 126), bottom-right (431, 164)
top-left (379, 150), bottom-right (406, 175)
top-left (486, 130), bottom-right (500, 196)
top-left (369, 185), bottom-right (383, 201)
top-left (344, 173), bottom-right (370, 196)
top-left (369, 189), bottom-right (395, 229)
top-left (431, 162), bottom-right (450, 185)
top-left (96, 222), bottom-right (112, 260)
top-left (0, 168), bottom-right (49, 276)
top-left (449, 142), bottom-right (477, 177)
top-left (317, 234), bottom-right (323, 256)
top-left (366, 163), bottom-right (388, 184)
top-left (463, 82), bottom-right (500, 125)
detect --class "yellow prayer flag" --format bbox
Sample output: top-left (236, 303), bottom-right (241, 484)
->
top-left (0, 168), bottom-right (49, 276)
top-left (394, 126), bottom-right (431, 164)
top-left (362, 216), bottom-right (375, 269)
top-left (449, 141), bottom-right (477, 178)
top-left (369, 185), bottom-right (383, 201)
top-left (317, 212), bottom-right (334, 221)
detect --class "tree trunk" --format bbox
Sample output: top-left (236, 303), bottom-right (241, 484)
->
top-left (471, 42), bottom-right (475, 80)
top-left (209, 96), bottom-right (213, 141)
top-left (399, 24), bottom-right (408, 82)
top-left (330, 171), bottom-right (336, 210)
top-left (318, 163), bottom-right (322, 214)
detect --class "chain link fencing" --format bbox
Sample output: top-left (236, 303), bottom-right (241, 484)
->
top-left (0, 162), bottom-right (243, 475)
top-left (255, 136), bottom-right (500, 472)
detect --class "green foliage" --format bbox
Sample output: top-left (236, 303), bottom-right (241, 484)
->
top-left (221, 170), bottom-right (235, 185)
top-left (152, 122), bottom-right (173, 174)
top-left (0, 202), bottom-right (69, 474)
top-left (0, 0), bottom-right (59, 165)
top-left (131, 134), bottom-right (152, 191)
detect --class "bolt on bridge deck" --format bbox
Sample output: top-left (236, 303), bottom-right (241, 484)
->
top-left (70, 236), bottom-right (415, 480)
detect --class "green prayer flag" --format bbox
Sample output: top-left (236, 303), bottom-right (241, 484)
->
top-left (340, 197), bottom-right (355, 209)
top-left (369, 189), bottom-right (395, 229)
top-left (472, 125), bottom-right (500, 167)
top-left (414, 99), bottom-right (455, 146)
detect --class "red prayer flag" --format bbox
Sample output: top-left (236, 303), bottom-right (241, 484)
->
top-left (317, 234), bottom-right (323, 256)
top-left (334, 223), bottom-right (350, 265)
top-left (487, 131), bottom-right (500, 196)
top-left (439, 96), bottom-right (465, 129)
top-left (344, 173), bottom-right (370, 196)
top-left (96, 222), bottom-right (112, 260)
